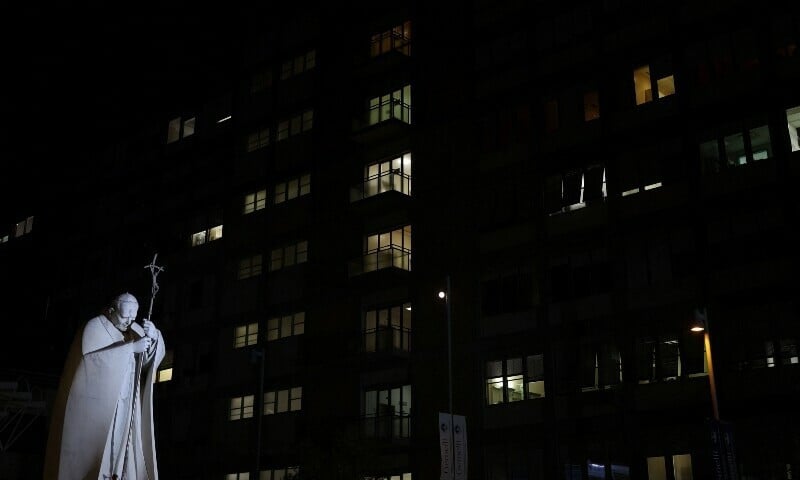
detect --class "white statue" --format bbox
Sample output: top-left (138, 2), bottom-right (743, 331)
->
top-left (44, 292), bottom-right (165, 480)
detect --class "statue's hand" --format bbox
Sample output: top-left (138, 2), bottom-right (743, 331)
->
top-left (132, 337), bottom-right (153, 354)
top-left (143, 319), bottom-right (159, 340)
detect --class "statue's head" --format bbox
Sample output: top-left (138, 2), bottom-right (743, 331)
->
top-left (107, 292), bottom-right (139, 332)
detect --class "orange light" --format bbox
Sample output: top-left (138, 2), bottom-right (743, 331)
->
top-left (690, 326), bottom-right (705, 332)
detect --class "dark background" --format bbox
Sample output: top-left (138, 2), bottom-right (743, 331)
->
top-left (0, 5), bottom-right (240, 208)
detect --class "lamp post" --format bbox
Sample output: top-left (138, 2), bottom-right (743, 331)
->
top-left (691, 308), bottom-right (741, 480)
top-left (690, 308), bottom-right (719, 421)
top-left (439, 276), bottom-right (455, 480)
top-left (439, 277), bottom-right (452, 417)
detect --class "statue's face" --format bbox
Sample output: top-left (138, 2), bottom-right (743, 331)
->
top-left (112, 301), bottom-right (138, 332)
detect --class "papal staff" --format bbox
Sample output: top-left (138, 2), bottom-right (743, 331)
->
top-left (143, 253), bottom-right (165, 322)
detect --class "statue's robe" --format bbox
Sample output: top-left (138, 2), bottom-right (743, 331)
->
top-left (44, 315), bottom-right (165, 480)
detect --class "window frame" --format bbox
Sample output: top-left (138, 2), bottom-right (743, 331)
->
top-left (267, 311), bottom-right (306, 341)
top-left (485, 353), bottom-right (546, 405)
top-left (229, 394), bottom-right (255, 420)
top-left (234, 322), bottom-right (259, 348)
top-left (363, 384), bottom-right (412, 439)
top-left (364, 302), bottom-right (412, 353)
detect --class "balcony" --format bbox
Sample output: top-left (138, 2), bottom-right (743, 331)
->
top-left (350, 170), bottom-right (412, 202)
top-left (361, 413), bottom-right (411, 441)
top-left (364, 325), bottom-right (411, 355)
top-left (349, 247), bottom-right (411, 277)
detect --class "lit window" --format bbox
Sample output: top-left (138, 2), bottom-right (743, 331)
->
top-left (238, 254), bottom-right (263, 279)
top-left (486, 355), bottom-right (545, 405)
top-left (167, 116), bottom-right (195, 143)
top-left (787, 105), bottom-right (800, 152)
top-left (545, 165), bottom-right (606, 215)
top-left (234, 323), bottom-right (259, 348)
top-left (584, 90), bottom-right (600, 121)
top-left (156, 350), bottom-right (173, 383)
top-left (190, 225), bottom-right (223, 247)
top-left (365, 303), bottom-right (411, 353)
top-left (363, 385), bottom-right (411, 439)
top-left (263, 387), bottom-right (302, 414)
top-left (370, 21), bottom-right (412, 57)
top-left (244, 189), bottom-right (268, 214)
top-left (647, 456), bottom-right (667, 480)
top-left (156, 368), bottom-right (173, 383)
top-left (633, 65), bottom-right (652, 105)
top-left (191, 231), bottom-right (206, 246)
top-left (267, 311), bottom-right (305, 341)
top-left (14, 216), bottom-right (34, 237)
top-left (247, 128), bottom-right (270, 152)
top-left (362, 153), bottom-right (412, 199)
top-left (230, 395), bottom-right (254, 420)
top-left (368, 85), bottom-right (411, 126)
top-left (672, 454), bottom-right (693, 480)
top-left (209, 225), bottom-right (223, 241)
top-left (364, 226), bottom-right (411, 272)
top-left (634, 64), bottom-right (675, 106)
top-left (227, 473), bottom-right (250, 480)
top-left (260, 467), bottom-right (299, 480)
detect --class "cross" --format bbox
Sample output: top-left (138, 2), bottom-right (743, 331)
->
top-left (143, 253), bottom-right (165, 321)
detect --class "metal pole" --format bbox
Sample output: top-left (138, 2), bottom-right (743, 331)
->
top-left (446, 275), bottom-right (455, 478)
top-left (446, 275), bottom-right (453, 416)
top-left (255, 348), bottom-right (265, 476)
top-left (704, 331), bottom-right (720, 421)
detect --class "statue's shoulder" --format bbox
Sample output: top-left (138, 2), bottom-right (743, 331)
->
top-left (81, 315), bottom-right (121, 354)
top-left (84, 315), bottom-right (106, 330)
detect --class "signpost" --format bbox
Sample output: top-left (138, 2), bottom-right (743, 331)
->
top-left (439, 413), bottom-right (467, 480)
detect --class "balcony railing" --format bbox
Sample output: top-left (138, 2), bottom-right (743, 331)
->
top-left (364, 325), bottom-right (411, 353)
top-left (350, 171), bottom-right (412, 202)
top-left (349, 247), bottom-right (411, 276)
top-left (362, 414), bottom-right (411, 440)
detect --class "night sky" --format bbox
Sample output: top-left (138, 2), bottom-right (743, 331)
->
top-left (1, 5), bottom-right (240, 209)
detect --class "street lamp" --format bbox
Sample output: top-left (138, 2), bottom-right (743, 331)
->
top-left (691, 308), bottom-right (741, 480)
top-left (690, 308), bottom-right (719, 421)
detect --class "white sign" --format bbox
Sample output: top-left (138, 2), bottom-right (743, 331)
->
top-left (453, 414), bottom-right (468, 480)
top-left (439, 412), bottom-right (453, 480)
top-left (440, 413), bottom-right (468, 480)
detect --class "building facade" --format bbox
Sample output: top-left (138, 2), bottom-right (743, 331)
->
top-left (2, 1), bottom-right (800, 479)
